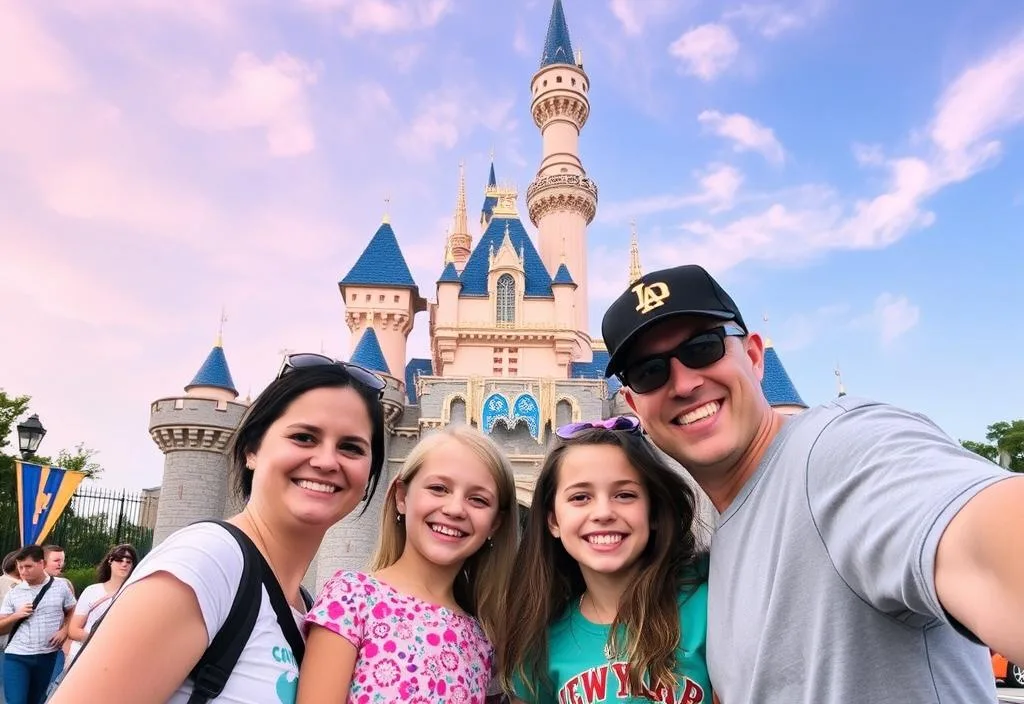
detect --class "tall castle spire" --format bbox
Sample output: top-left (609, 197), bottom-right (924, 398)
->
top-left (628, 221), bottom-right (642, 285)
top-left (447, 161), bottom-right (472, 270)
top-left (526, 0), bottom-right (598, 348)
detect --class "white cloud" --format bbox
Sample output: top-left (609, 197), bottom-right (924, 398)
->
top-left (611, 31), bottom-right (1024, 277)
top-left (669, 24), bottom-right (739, 81)
top-left (174, 51), bottom-right (319, 157)
top-left (300, 0), bottom-right (453, 35)
top-left (396, 89), bottom-right (516, 160)
top-left (513, 20), bottom-right (531, 57)
top-left (698, 110), bottom-right (786, 164)
top-left (853, 293), bottom-right (921, 345)
top-left (930, 31), bottom-right (1024, 163)
top-left (609, 0), bottom-right (679, 37)
top-left (723, 2), bottom-right (821, 38)
top-left (599, 163), bottom-right (744, 223)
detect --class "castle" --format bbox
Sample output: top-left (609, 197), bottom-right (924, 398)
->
top-left (146, 0), bottom-right (807, 587)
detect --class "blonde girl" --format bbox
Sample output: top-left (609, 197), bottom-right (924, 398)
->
top-left (500, 417), bottom-right (712, 704)
top-left (298, 424), bottom-right (519, 704)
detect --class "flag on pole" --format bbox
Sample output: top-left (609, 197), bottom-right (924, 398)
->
top-left (15, 461), bottom-right (86, 547)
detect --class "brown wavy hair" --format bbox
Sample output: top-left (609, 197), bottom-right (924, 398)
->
top-left (499, 428), bottom-right (707, 698)
top-left (370, 424), bottom-right (519, 643)
top-left (96, 544), bottom-right (138, 583)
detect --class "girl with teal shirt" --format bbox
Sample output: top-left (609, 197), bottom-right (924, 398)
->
top-left (499, 417), bottom-right (713, 704)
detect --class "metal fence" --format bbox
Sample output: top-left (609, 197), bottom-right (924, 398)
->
top-left (0, 485), bottom-right (156, 568)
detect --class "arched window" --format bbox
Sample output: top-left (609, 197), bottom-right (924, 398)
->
top-left (496, 274), bottom-right (515, 324)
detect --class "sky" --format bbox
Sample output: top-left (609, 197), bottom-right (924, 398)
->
top-left (1, 0), bottom-right (1022, 491)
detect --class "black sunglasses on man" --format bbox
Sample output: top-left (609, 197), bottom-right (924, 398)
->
top-left (617, 324), bottom-right (746, 394)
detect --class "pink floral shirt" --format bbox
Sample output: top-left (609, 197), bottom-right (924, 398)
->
top-left (305, 570), bottom-right (494, 704)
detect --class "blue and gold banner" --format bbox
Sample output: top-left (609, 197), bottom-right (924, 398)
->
top-left (15, 461), bottom-right (85, 547)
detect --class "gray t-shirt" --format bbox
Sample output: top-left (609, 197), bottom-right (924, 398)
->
top-left (706, 396), bottom-right (1012, 703)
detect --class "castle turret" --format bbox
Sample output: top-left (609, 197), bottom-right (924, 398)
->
top-left (447, 163), bottom-right (473, 271)
top-left (526, 0), bottom-right (598, 339)
top-left (340, 215), bottom-right (427, 381)
top-left (759, 326), bottom-right (808, 415)
top-left (551, 259), bottom-right (576, 330)
top-left (480, 159), bottom-right (498, 231)
top-left (149, 335), bottom-right (247, 545)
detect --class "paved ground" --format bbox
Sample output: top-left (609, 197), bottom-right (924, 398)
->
top-left (999, 687), bottom-right (1024, 702)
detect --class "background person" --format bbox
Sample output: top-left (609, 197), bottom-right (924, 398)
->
top-left (0, 546), bottom-right (76, 704)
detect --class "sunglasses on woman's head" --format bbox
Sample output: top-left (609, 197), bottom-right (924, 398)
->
top-left (277, 353), bottom-right (387, 398)
top-left (555, 415), bottom-right (642, 440)
top-left (619, 324), bottom-right (746, 395)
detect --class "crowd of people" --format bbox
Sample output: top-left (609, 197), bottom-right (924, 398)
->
top-left (12, 264), bottom-right (1023, 703)
top-left (0, 542), bottom-right (138, 704)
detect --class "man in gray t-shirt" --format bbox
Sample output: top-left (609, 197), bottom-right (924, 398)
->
top-left (601, 264), bottom-right (1023, 703)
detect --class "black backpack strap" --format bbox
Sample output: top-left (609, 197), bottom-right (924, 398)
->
top-left (186, 520), bottom-right (262, 704)
top-left (252, 549), bottom-right (307, 665)
top-left (299, 585), bottom-right (314, 611)
top-left (9, 575), bottom-right (55, 641)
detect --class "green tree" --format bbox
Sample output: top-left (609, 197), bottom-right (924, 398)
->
top-left (0, 390), bottom-right (31, 457)
top-left (53, 443), bottom-right (103, 479)
top-left (961, 419), bottom-right (1024, 472)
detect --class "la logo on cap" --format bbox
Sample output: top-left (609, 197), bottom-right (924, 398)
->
top-left (631, 280), bottom-right (671, 314)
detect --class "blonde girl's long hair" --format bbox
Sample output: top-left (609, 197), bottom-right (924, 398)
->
top-left (369, 424), bottom-right (519, 642)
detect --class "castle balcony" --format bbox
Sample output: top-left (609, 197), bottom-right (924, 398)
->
top-left (526, 173), bottom-right (599, 226)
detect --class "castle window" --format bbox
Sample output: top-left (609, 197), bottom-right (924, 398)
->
top-left (394, 295), bottom-right (400, 303)
top-left (496, 274), bottom-right (515, 325)
top-left (556, 76), bottom-right (563, 83)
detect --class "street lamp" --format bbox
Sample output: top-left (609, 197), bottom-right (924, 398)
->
top-left (16, 414), bottom-right (46, 460)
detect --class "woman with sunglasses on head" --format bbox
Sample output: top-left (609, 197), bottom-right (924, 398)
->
top-left (50, 354), bottom-right (387, 704)
top-left (499, 417), bottom-right (713, 704)
top-left (64, 544), bottom-right (137, 669)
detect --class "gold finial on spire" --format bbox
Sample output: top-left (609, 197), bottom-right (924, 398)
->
top-left (489, 146), bottom-right (495, 161)
top-left (443, 228), bottom-right (455, 265)
top-left (762, 312), bottom-right (774, 348)
top-left (835, 364), bottom-right (846, 397)
top-left (216, 306), bottom-right (227, 347)
top-left (628, 221), bottom-right (642, 285)
top-left (382, 195), bottom-right (391, 224)
top-left (560, 235), bottom-right (567, 265)
top-left (452, 161), bottom-right (469, 235)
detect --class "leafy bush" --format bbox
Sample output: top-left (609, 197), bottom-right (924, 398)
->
top-left (63, 566), bottom-right (98, 597)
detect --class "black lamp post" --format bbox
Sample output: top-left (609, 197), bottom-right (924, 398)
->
top-left (16, 414), bottom-right (46, 460)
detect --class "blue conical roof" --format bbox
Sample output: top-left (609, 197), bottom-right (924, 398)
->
top-left (186, 344), bottom-right (237, 393)
top-left (350, 327), bottom-right (390, 375)
top-left (761, 346), bottom-right (806, 408)
top-left (341, 222), bottom-right (417, 288)
top-left (540, 0), bottom-right (575, 67)
top-left (437, 262), bottom-right (461, 284)
top-left (552, 262), bottom-right (575, 285)
top-left (481, 161), bottom-right (498, 221)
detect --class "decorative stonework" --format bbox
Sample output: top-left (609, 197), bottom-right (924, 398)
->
top-left (526, 174), bottom-right (599, 226)
top-left (150, 426), bottom-right (234, 453)
top-left (532, 95), bottom-right (589, 129)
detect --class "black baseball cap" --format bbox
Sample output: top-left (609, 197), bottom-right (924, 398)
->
top-left (602, 264), bottom-right (747, 377)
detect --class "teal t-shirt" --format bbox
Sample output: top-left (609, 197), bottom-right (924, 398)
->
top-left (513, 582), bottom-right (711, 704)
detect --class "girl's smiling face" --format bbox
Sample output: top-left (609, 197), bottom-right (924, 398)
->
top-left (547, 444), bottom-right (651, 582)
top-left (397, 439), bottom-right (502, 569)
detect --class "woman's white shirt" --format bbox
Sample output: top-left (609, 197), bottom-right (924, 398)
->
top-left (121, 523), bottom-right (304, 704)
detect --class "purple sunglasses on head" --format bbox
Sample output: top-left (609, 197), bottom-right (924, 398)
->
top-left (555, 415), bottom-right (642, 440)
